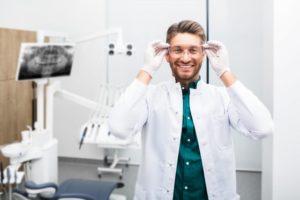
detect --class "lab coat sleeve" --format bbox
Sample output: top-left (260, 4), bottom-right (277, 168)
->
top-left (108, 79), bottom-right (148, 139)
top-left (226, 80), bottom-right (273, 140)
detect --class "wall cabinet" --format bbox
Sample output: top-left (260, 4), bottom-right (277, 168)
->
top-left (0, 28), bottom-right (35, 167)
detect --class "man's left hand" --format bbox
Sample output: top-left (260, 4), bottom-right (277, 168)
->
top-left (203, 40), bottom-right (230, 77)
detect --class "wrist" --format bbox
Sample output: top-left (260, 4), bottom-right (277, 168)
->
top-left (137, 70), bottom-right (152, 85)
top-left (141, 66), bottom-right (156, 77)
top-left (220, 71), bottom-right (236, 87)
top-left (216, 67), bottom-right (230, 77)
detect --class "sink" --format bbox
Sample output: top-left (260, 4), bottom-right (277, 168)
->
top-left (1, 142), bottom-right (30, 158)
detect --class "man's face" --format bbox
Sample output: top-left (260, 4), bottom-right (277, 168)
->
top-left (165, 33), bottom-right (205, 84)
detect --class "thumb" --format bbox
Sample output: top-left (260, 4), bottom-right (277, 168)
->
top-left (205, 49), bottom-right (217, 60)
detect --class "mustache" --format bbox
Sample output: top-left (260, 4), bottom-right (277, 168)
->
top-left (175, 60), bottom-right (195, 65)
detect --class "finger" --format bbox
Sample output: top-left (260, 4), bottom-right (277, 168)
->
top-left (157, 42), bottom-right (170, 49)
top-left (205, 43), bottom-right (220, 51)
top-left (151, 40), bottom-right (168, 47)
top-left (207, 40), bottom-right (223, 47)
top-left (154, 42), bottom-right (169, 51)
top-left (205, 49), bottom-right (218, 59)
top-left (206, 40), bottom-right (223, 50)
top-left (154, 44), bottom-right (169, 55)
top-left (155, 48), bottom-right (168, 56)
top-left (204, 43), bottom-right (219, 48)
top-left (203, 46), bottom-right (219, 54)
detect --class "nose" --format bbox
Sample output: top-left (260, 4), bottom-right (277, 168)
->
top-left (180, 51), bottom-right (192, 62)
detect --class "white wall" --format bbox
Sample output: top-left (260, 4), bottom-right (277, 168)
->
top-left (262, 0), bottom-right (300, 199)
top-left (261, 0), bottom-right (273, 199)
top-left (209, 0), bottom-right (266, 171)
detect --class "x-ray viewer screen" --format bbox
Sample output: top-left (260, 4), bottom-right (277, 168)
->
top-left (16, 43), bottom-right (75, 80)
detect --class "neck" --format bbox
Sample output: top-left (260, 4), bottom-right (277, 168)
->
top-left (178, 80), bottom-right (191, 88)
top-left (176, 76), bottom-right (200, 88)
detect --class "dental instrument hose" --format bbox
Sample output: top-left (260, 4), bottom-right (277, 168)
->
top-left (79, 126), bottom-right (88, 149)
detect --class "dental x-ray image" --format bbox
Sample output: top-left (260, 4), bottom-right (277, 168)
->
top-left (16, 43), bottom-right (75, 80)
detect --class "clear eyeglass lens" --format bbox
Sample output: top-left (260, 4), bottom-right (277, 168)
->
top-left (169, 46), bottom-right (202, 57)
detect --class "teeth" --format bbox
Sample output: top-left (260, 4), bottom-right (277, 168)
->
top-left (179, 65), bottom-right (192, 68)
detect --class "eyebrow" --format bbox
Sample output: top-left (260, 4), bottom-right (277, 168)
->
top-left (169, 45), bottom-right (202, 48)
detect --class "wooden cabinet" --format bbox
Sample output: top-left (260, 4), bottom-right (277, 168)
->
top-left (0, 28), bottom-right (36, 167)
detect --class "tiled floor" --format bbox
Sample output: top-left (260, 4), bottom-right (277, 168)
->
top-left (0, 158), bottom-right (261, 200)
top-left (59, 157), bottom-right (262, 200)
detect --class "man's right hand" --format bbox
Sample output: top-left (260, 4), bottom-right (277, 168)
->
top-left (141, 40), bottom-right (169, 78)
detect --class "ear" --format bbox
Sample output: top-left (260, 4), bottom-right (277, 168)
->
top-left (165, 53), bottom-right (170, 63)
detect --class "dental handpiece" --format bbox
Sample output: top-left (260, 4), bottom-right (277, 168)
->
top-left (0, 162), bottom-right (3, 183)
top-left (79, 126), bottom-right (88, 150)
top-left (6, 167), bottom-right (10, 184)
top-left (14, 170), bottom-right (17, 184)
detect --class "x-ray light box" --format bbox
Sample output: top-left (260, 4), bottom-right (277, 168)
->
top-left (16, 43), bottom-right (75, 81)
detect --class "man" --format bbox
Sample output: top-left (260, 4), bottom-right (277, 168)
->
top-left (109, 20), bottom-right (273, 200)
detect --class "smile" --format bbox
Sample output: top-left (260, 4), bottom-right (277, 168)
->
top-left (177, 65), bottom-right (193, 69)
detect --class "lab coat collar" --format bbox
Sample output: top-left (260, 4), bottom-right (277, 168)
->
top-left (170, 76), bottom-right (208, 94)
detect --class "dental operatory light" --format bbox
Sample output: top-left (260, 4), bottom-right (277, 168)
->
top-left (108, 42), bottom-right (133, 56)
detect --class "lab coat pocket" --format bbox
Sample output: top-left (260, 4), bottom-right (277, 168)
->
top-left (212, 114), bottom-right (232, 150)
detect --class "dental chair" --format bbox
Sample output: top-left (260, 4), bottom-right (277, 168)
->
top-left (12, 179), bottom-right (125, 200)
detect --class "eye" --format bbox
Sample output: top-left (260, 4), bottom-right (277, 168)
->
top-left (174, 49), bottom-right (182, 54)
top-left (189, 48), bottom-right (199, 54)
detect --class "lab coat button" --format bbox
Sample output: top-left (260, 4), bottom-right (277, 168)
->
top-left (187, 139), bottom-right (191, 142)
top-left (187, 116), bottom-right (191, 120)
top-left (184, 186), bottom-right (188, 190)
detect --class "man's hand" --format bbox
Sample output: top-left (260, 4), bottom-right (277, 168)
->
top-left (141, 40), bottom-right (169, 78)
top-left (204, 40), bottom-right (230, 77)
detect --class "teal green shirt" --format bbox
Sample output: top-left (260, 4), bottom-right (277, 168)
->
top-left (173, 77), bottom-right (208, 200)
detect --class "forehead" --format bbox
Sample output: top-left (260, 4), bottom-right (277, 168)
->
top-left (169, 33), bottom-right (202, 46)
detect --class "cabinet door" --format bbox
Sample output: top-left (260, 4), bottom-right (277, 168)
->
top-left (0, 28), bottom-right (36, 167)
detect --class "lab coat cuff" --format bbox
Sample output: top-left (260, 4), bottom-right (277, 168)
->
top-left (226, 80), bottom-right (245, 97)
top-left (128, 79), bottom-right (148, 95)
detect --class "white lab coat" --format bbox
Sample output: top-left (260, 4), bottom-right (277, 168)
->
top-left (108, 78), bottom-right (273, 200)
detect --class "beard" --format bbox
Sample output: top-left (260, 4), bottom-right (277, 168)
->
top-left (169, 61), bottom-right (202, 83)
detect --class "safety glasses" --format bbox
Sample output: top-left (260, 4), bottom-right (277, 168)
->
top-left (168, 45), bottom-right (204, 58)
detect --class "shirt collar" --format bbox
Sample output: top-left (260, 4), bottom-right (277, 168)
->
top-left (181, 76), bottom-right (201, 90)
